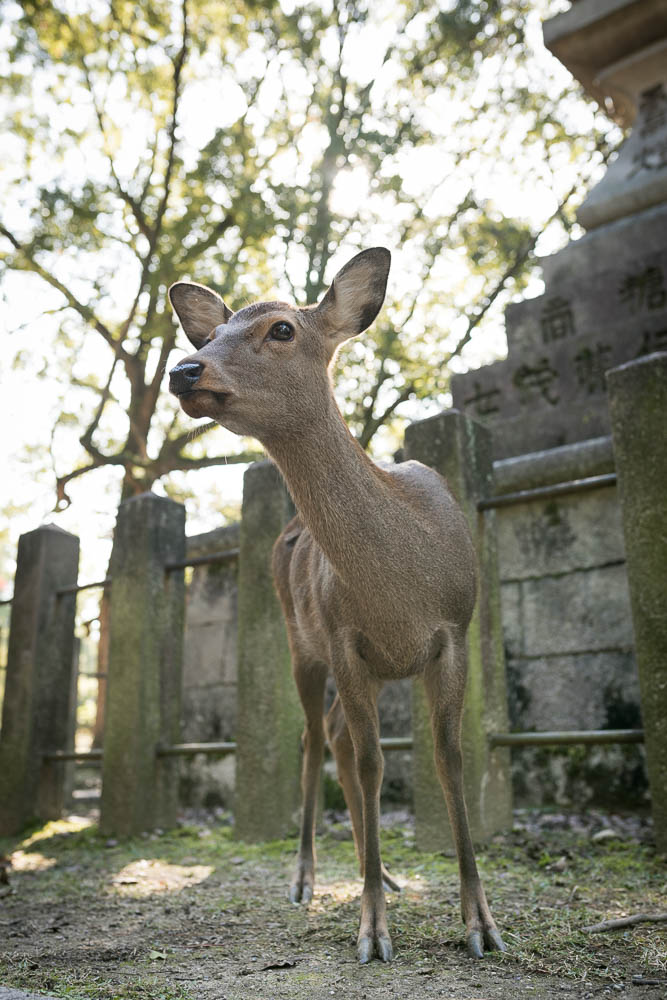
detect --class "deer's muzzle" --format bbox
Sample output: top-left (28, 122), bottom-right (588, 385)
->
top-left (169, 362), bottom-right (203, 395)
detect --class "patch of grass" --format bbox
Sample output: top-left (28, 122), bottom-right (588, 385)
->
top-left (0, 957), bottom-right (188, 1000)
top-left (1, 813), bottom-right (666, 998)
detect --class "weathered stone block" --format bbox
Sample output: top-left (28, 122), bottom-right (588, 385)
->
top-left (183, 620), bottom-right (237, 688)
top-left (187, 523), bottom-right (240, 560)
top-left (179, 528), bottom-right (240, 813)
top-left (179, 754), bottom-right (236, 810)
top-left (377, 678), bottom-right (412, 804)
top-left (100, 493), bottom-right (185, 836)
top-left (378, 678), bottom-right (411, 735)
top-left (185, 572), bottom-right (238, 629)
top-left (512, 743), bottom-right (648, 810)
top-left (521, 564), bottom-right (634, 657)
top-left (234, 461), bottom-right (301, 842)
top-left (607, 351), bottom-right (667, 852)
top-left (181, 683), bottom-right (236, 743)
top-left (0, 525), bottom-right (79, 834)
top-left (510, 651), bottom-right (640, 732)
top-left (497, 488), bottom-right (625, 581)
top-left (504, 247), bottom-right (667, 355)
top-left (542, 204), bottom-right (667, 285)
top-left (488, 405), bottom-right (612, 459)
top-left (493, 436), bottom-right (615, 494)
top-left (500, 581), bottom-right (522, 659)
top-left (542, 0), bottom-right (666, 130)
top-left (451, 245), bottom-right (667, 458)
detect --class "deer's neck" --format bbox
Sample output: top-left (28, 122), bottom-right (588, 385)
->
top-left (266, 396), bottom-right (398, 586)
top-left (265, 393), bottom-right (453, 673)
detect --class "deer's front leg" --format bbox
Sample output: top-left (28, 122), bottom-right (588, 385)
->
top-left (334, 663), bottom-right (392, 964)
top-left (290, 659), bottom-right (328, 904)
top-left (423, 647), bottom-right (506, 958)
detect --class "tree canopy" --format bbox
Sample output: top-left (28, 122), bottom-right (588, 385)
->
top-left (1, 0), bottom-right (617, 520)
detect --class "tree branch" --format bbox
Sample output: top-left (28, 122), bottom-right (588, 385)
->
top-left (583, 913), bottom-right (667, 934)
top-left (55, 458), bottom-right (124, 510)
top-left (358, 382), bottom-right (416, 449)
top-left (162, 420), bottom-right (220, 457)
top-left (124, 0), bottom-right (189, 377)
top-left (152, 0), bottom-right (189, 243)
top-left (448, 179), bottom-right (581, 362)
top-left (160, 450), bottom-right (264, 474)
top-left (82, 62), bottom-right (153, 242)
top-left (177, 215), bottom-right (236, 267)
top-left (53, 5), bottom-right (153, 244)
top-left (304, 12), bottom-right (349, 304)
top-left (0, 223), bottom-right (124, 356)
top-left (79, 355), bottom-right (119, 458)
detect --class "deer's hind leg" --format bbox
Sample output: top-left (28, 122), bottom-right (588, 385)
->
top-left (289, 657), bottom-right (328, 904)
top-left (422, 634), bottom-right (505, 958)
top-left (326, 694), bottom-right (400, 893)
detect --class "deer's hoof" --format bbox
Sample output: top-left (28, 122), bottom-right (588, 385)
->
top-left (289, 879), bottom-right (313, 904)
top-left (485, 927), bottom-right (506, 952)
top-left (465, 923), bottom-right (506, 957)
top-left (377, 934), bottom-right (394, 962)
top-left (357, 933), bottom-right (393, 964)
top-left (466, 929), bottom-right (484, 959)
top-left (358, 936), bottom-right (374, 964)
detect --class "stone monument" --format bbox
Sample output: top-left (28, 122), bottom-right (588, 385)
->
top-left (451, 0), bottom-right (667, 457)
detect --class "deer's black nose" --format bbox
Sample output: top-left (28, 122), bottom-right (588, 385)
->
top-left (169, 362), bottom-right (203, 395)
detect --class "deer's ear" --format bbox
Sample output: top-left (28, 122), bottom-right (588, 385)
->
top-left (168, 282), bottom-right (233, 349)
top-left (316, 247), bottom-right (390, 347)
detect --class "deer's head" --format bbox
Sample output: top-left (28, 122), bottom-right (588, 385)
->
top-left (168, 248), bottom-right (390, 442)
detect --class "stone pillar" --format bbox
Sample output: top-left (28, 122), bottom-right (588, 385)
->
top-left (234, 461), bottom-right (302, 842)
top-left (100, 493), bottom-right (185, 836)
top-left (404, 410), bottom-right (512, 851)
top-left (607, 352), bottom-right (667, 853)
top-left (0, 524), bottom-right (79, 835)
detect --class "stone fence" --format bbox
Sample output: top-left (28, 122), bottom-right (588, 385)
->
top-left (177, 435), bottom-right (644, 816)
top-left (0, 357), bottom-right (665, 852)
top-left (179, 523), bottom-right (240, 810)
top-left (494, 436), bottom-right (641, 807)
top-left (0, 410), bottom-right (510, 850)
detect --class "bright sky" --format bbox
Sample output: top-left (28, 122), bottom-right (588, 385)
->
top-left (0, 0), bottom-right (611, 597)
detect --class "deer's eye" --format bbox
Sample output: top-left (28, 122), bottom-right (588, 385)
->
top-left (269, 321), bottom-right (294, 342)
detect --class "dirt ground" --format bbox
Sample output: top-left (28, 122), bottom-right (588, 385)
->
top-left (0, 808), bottom-right (665, 1000)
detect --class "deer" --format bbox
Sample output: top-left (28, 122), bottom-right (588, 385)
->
top-left (167, 247), bottom-right (505, 965)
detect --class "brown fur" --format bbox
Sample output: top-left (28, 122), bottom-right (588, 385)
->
top-left (168, 247), bottom-right (505, 964)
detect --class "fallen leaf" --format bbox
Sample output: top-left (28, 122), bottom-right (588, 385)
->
top-left (260, 959), bottom-right (297, 971)
top-left (592, 828), bottom-right (621, 843)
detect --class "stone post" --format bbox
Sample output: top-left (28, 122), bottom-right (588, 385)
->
top-left (100, 493), bottom-right (185, 836)
top-left (0, 524), bottom-right (79, 835)
top-left (607, 352), bottom-right (667, 853)
top-left (404, 410), bottom-right (512, 851)
top-left (234, 461), bottom-right (302, 842)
